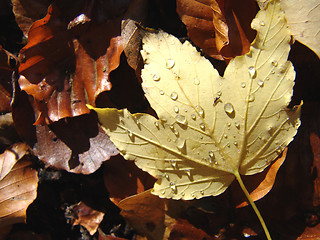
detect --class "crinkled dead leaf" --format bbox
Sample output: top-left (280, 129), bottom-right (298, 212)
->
top-left (90, 0), bottom-right (300, 200)
top-left (176, 0), bottom-right (257, 60)
top-left (33, 113), bottom-right (118, 174)
top-left (11, 0), bottom-right (52, 37)
top-left (0, 143), bottom-right (38, 227)
top-left (103, 155), bottom-right (156, 205)
top-left (70, 201), bottom-right (105, 235)
top-left (18, 1), bottom-right (130, 124)
top-left (281, 0), bottom-right (320, 59)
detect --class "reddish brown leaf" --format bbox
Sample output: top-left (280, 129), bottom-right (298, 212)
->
top-left (70, 201), bottom-right (105, 235)
top-left (33, 112), bottom-right (118, 174)
top-left (11, 0), bottom-right (52, 36)
top-left (18, 1), bottom-right (131, 124)
top-left (298, 224), bottom-right (320, 239)
top-left (118, 190), bottom-right (166, 239)
top-left (176, 0), bottom-right (257, 60)
top-left (98, 229), bottom-right (128, 240)
top-left (103, 155), bottom-right (156, 205)
top-left (0, 145), bottom-right (38, 227)
top-left (234, 148), bottom-right (287, 208)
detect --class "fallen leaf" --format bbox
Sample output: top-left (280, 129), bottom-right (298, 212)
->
top-left (281, 0), bottom-right (320, 59)
top-left (176, 0), bottom-right (257, 60)
top-left (89, 0), bottom-right (300, 200)
top-left (33, 113), bottom-right (118, 174)
top-left (70, 201), bottom-right (105, 235)
top-left (0, 144), bottom-right (38, 227)
top-left (298, 224), bottom-right (320, 239)
top-left (10, 0), bottom-right (52, 37)
top-left (103, 155), bottom-right (156, 205)
top-left (18, 1), bottom-right (130, 124)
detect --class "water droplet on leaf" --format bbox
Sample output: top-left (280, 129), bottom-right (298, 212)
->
top-left (195, 105), bottom-right (204, 117)
top-left (163, 173), bottom-right (170, 180)
top-left (159, 90), bottom-right (164, 95)
top-left (235, 122), bottom-right (240, 128)
top-left (248, 94), bottom-right (255, 102)
top-left (154, 121), bottom-right (159, 128)
top-left (176, 138), bottom-right (185, 151)
top-left (271, 60), bottom-right (278, 67)
top-left (260, 21), bottom-right (265, 26)
top-left (173, 106), bottom-right (179, 113)
top-left (200, 123), bottom-right (205, 130)
top-left (194, 78), bottom-right (200, 85)
top-left (166, 59), bottom-right (175, 69)
top-left (257, 80), bottom-right (264, 87)
top-left (191, 114), bottom-right (196, 120)
top-left (170, 182), bottom-right (177, 193)
top-left (175, 115), bottom-right (187, 125)
top-left (185, 169), bottom-right (191, 177)
top-left (217, 91), bottom-right (222, 96)
top-left (241, 82), bottom-right (246, 88)
top-left (248, 66), bottom-right (256, 78)
top-left (153, 74), bottom-right (160, 81)
top-left (170, 160), bottom-right (177, 168)
top-left (224, 103), bottom-right (234, 114)
top-left (170, 92), bottom-right (178, 100)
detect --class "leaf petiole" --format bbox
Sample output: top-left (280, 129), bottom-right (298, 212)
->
top-left (233, 170), bottom-right (272, 240)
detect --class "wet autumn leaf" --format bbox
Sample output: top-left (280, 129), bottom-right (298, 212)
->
top-left (18, 1), bottom-right (130, 124)
top-left (0, 143), bottom-right (38, 227)
top-left (33, 113), bottom-right (118, 174)
top-left (69, 201), bottom-right (105, 235)
top-left (176, 0), bottom-right (257, 60)
top-left (103, 155), bottom-right (156, 205)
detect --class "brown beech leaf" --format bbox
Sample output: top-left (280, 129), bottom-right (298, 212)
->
top-left (118, 190), bottom-right (167, 239)
top-left (0, 144), bottom-right (38, 227)
top-left (33, 113), bottom-right (118, 174)
top-left (234, 148), bottom-right (287, 208)
top-left (69, 201), bottom-right (105, 235)
top-left (18, 1), bottom-right (131, 124)
top-left (11, 0), bottom-right (52, 37)
top-left (103, 155), bottom-right (156, 205)
top-left (176, 0), bottom-right (257, 60)
top-left (298, 224), bottom-right (320, 239)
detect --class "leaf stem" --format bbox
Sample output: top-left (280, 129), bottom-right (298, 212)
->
top-left (233, 170), bottom-right (272, 240)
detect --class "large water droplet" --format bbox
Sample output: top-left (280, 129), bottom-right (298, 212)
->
top-left (257, 80), bottom-right (264, 87)
top-left (166, 59), bottom-right (175, 69)
top-left (170, 92), bottom-right (178, 100)
top-left (224, 103), bottom-right (234, 114)
top-left (175, 115), bottom-right (187, 125)
top-left (191, 114), bottom-right (196, 120)
top-left (271, 60), bottom-right (278, 67)
top-left (176, 138), bottom-right (185, 151)
top-left (170, 182), bottom-right (177, 193)
top-left (173, 106), bottom-right (179, 113)
top-left (241, 82), bottom-right (246, 88)
top-left (248, 66), bottom-right (256, 78)
top-left (195, 105), bottom-right (204, 117)
top-left (153, 74), bottom-right (160, 81)
top-left (199, 123), bottom-right (205, 130)
top-left (194, 78), bottom-right (200, 85)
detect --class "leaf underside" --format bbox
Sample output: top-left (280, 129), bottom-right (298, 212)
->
top-left (89, 0), bottom-right (301, 200)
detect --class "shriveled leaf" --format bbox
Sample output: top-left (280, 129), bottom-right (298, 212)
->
top-left (281, 0), bottom-right (320, 59)
top-left (0, 147), bottom-right (38, 226)
top-left (33, 113), bottom-right (118, 174)
top-left (70, 201), bottom-right (105, 235)
top-left (90, 0), bottom-right (300, 200)
top-left (176, 0), bottom-right (257, 59)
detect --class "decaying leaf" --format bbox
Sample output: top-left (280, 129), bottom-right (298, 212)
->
top-left (69, 201), bottom-right (105, 235)
top-left (281, 0), bottom-right (320, 59)
top-left (176, 0), bottom-right (257, 59)
top-left (0, 143), bottom-right (38, 227)
top-left (89, 0), bottom-right (300, 200)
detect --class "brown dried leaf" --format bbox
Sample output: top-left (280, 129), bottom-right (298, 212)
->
top-left (11, 0), bottom-right (52, 37)
top-left (18, 1), bottom-right (129, 124)
top-left (176, 0), bottom-right (257, 60)
top-left (34, 113), bottom-right (118, 174)
top-left (103, 155), bottom-right (156, 205)
top-left (70, 201), bottom-right (105, 235)
top-left (0, 145), bottom-right (38, 227)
